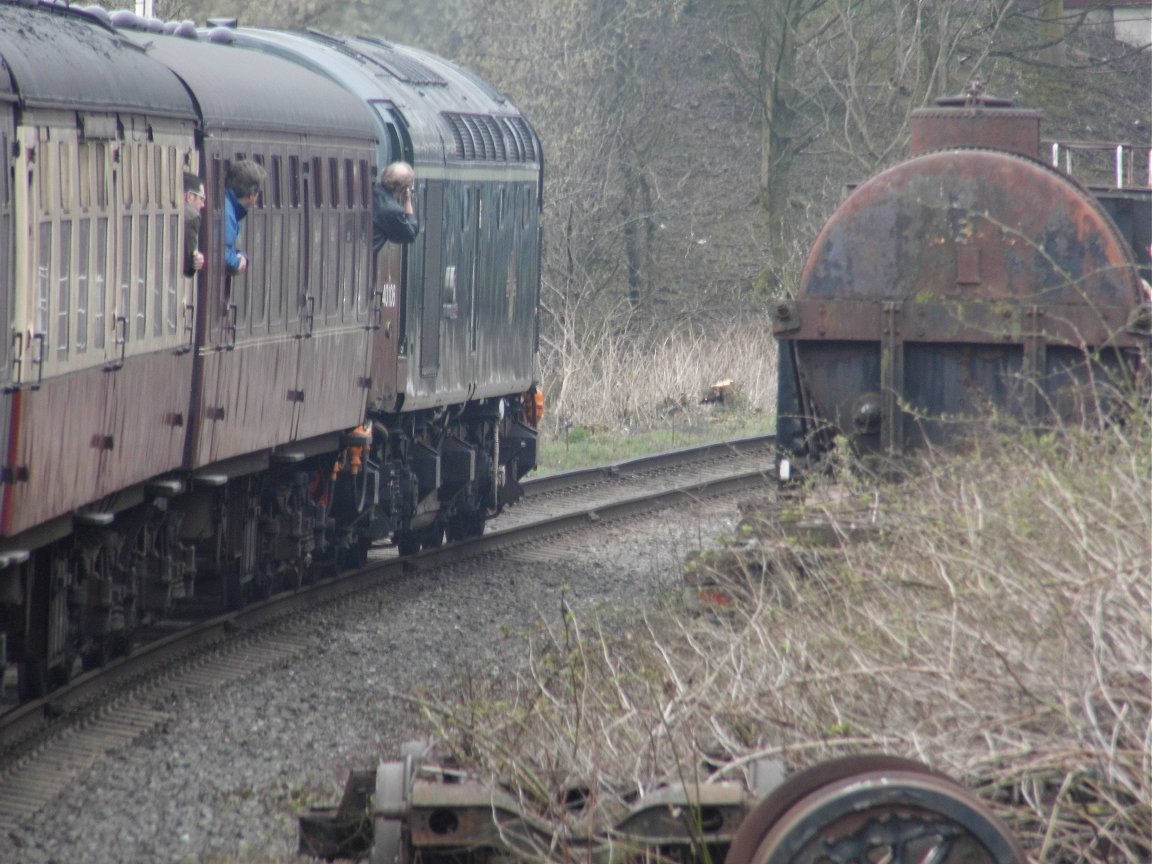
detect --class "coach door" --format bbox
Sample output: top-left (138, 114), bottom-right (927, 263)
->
top-left (290, 151), bottom-right (373, 442)
top-left (7, 115), bottom-right (118, 530)
top-left (374, 225), bottom-right (404, 409)
top-left (0, 108), bottom-right (12, 535)
top-left (419, 181), bottom-right (445, 381)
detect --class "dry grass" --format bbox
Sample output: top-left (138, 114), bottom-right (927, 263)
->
top-left (419, 418), bottom-right (1152, 862)
top-left (537, 316), bottom-right (778, 435)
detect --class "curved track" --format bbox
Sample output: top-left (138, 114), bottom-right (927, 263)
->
top-left (0, 434), bottom-right (775, 829)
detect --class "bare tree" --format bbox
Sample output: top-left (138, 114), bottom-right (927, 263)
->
top-left (445, 0), bottom-right (690, 322)
top-left (711, 0), bottom-right (834, 290)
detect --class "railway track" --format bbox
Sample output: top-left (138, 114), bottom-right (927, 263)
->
top-left (0, 434), bottom-right (775, 832)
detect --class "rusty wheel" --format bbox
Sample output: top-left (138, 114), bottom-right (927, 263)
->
top-left (725, 755), bottom-right (1026, 864)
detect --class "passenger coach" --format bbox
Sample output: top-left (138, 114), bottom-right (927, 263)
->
top-left (0, 2), bottom-right (543, 701)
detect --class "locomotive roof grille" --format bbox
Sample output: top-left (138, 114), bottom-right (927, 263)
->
top-left (348, 39), bottom-right (448, 86)
top-left (444, 112), bottom-right (538, 163)
top-left (298, 30), bottom-right (446, 85)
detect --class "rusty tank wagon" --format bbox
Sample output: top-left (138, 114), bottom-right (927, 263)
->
top-left (773, 90), bottom-right (1151, 477)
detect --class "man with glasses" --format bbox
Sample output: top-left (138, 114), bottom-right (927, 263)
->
top-left (183, 170), bottom-right (206, 277)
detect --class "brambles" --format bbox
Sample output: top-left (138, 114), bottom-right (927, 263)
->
top-left (423, 417), bottom-right (1151, 862)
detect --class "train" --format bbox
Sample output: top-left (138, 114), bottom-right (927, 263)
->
top-left (0, 1), bottom-right (543, 700)
top-left (773, 89), bottom-right (1152, 478)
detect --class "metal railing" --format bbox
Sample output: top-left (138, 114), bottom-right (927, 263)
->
top-left (1048, 139), bottom-right (1152, 188)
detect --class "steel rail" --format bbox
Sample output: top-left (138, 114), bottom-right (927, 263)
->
top-left (0, 435), bottom-right (775, 759)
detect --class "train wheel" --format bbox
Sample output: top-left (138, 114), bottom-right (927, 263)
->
top-left (422, 525), bottom-right (446, 550)
top-left (48, 653), bottom-right (75, 690)
top-left (724, 756), bottom-right (1026, 864)
top-left (339, 535), bottom-right (371, 570)
top-left (82, 635), bottom-right (111, 672)
top-left (447, 508), bottom-right (485, 542)
top-left (17, 659), bottom-right (49, 701)
top-left (396, 533), bottom-right (421, 557)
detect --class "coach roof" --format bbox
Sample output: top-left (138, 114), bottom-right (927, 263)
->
top-left (129, 31), bottom-right (377, 142)
top-left (0, 4), bottom-right (195, 119)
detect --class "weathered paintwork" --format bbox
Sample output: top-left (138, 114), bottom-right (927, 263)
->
top-left (776, 110), bottom-right (1150, 458)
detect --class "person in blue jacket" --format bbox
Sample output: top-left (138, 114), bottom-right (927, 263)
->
top-left (224, 159), bottom-right (267, 273)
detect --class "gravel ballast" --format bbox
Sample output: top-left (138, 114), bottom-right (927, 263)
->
top-left (1, 499), bottom-right (739, 864)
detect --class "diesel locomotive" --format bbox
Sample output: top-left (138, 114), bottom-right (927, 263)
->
top-left (0, 2), bottom-right (542, 700)
top-left (774, 91), bottom-right (1151, 477)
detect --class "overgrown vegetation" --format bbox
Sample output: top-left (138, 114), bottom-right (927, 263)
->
top-left (421, 415), bottom-right (1151, 862)
top-left (539, 318), bottom-right (777, 433)
top-left (529, 315), bottom-right (777, 473)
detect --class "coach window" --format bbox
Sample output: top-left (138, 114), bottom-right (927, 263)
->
top-left (308, 157), bottom-right (325, 320)
top-left (139, 145), bottom-right (150, 208)
top-left (78, 144), bottom-right (91, 210)
top-left (94, 218), bottom-right (108, 350)
top-left (250, 214), bottom-right (267, 331)
top-left (122, 146), bottom-right (134, 207)
top-left (268, 157), bottom-right (282, 208)
top-left (57, 222), bottom-right (72, 360)
top-left (120, 216), bottom-right (132, 345)
top-left (37, 222), bottom-right (50, 345)
top-left (358, 159), bottom-right (370, 207)
top-left (161, 147), bottom-right (171, 209)
top-left (286, 156), bottom-right (302, 326)
top-left (58, 142), bottom-right (72, 212)
top-left (76, 219), bottom-right (90, 355)
top-left (136, 217), bottom-right (150, 341)
top-left (152, 209), bottom-right (164, 340)
top-left (344, 158), bottom-right (355, 208)
top-left (343, 157), bottom-right (358, 317)
top-left (168, 146), bottom-right (179, 208)
top-left (268, 156), bottom-right (283, 328)
top-left (37, 154), bottom-right (51, 215)
top-left (289, 156), bottom-right (301, 207)
top-left (98, 150), bottom-right (108, 208)
top-left (326, 157), bottom-right (342, 320)
top-left (312, 157), bottom-right (323, 208)
top-left (57, 142), bottom-right (75, 361)
top-left (251, 156), bottom-right (267, 201)
top-left (166, 213), bottom-right (179, 335)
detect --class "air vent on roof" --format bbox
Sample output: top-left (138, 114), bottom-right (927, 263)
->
top-left (352, 40), bottom-right (447, 86)
top-left (443, 112), bottom-right (537, 163)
